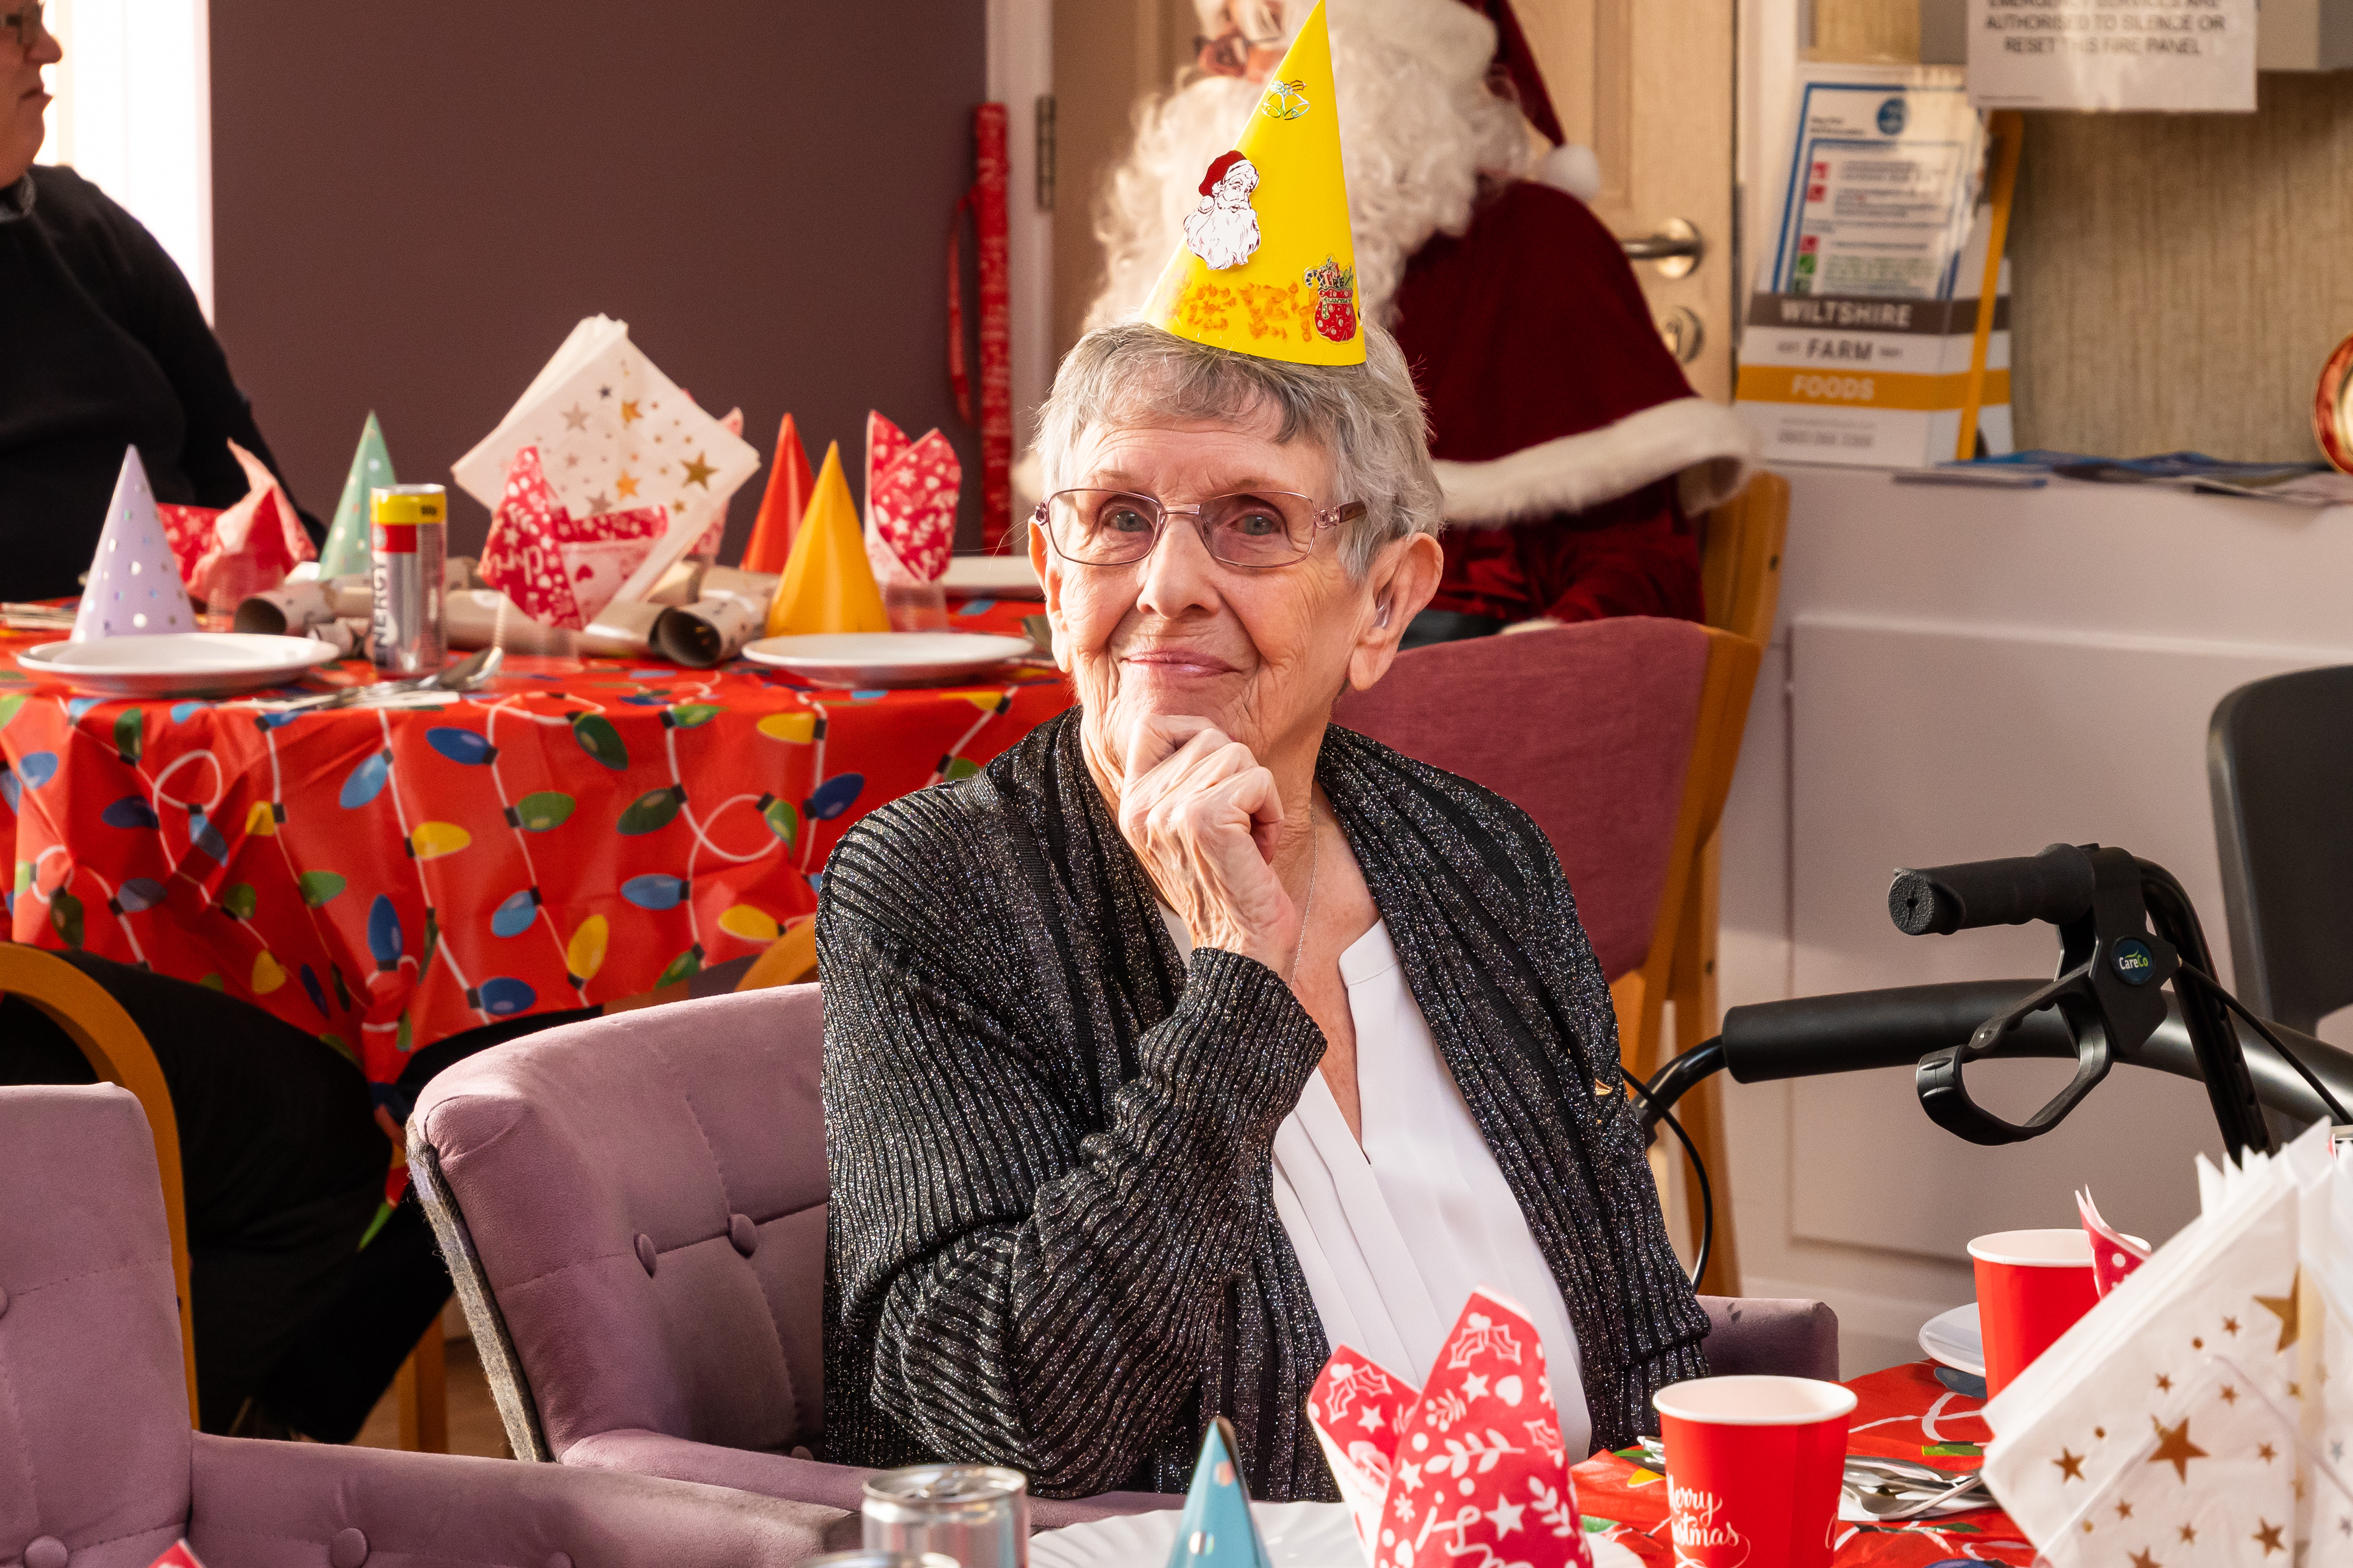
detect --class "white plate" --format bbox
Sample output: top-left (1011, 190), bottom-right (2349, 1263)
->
top-left (1919, 1302), bottom-right (1984, 1377)
top-left (1026, 1501), bottom-right (1644, 1568)
top-left (19, 633), bottom-right (342, 697)
top-left (943, 554), bottom-right (1043, 598)
top-left (741, 632), bottom-right (1035, 688)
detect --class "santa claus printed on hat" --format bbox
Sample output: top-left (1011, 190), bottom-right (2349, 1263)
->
top-left (1188, 149), bottom-right (1263, 269)
top-left (1094, 0), bottom-right (1755, 643)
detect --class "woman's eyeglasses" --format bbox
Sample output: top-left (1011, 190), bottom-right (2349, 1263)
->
top-left (1192, 29), bottom-right (1284, 78)
top-left (1034, 489), bottom-right (1365, 571)
top-left (2, 3), bottom-right (45, 48)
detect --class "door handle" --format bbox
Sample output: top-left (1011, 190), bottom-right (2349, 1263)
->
top-left (1620, 218), bottom-right (1702, 279)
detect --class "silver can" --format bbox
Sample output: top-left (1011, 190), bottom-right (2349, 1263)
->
top-left (369, 484), bottom-right (447, 674)
top-left (804, 1555), bottom-right (958, 1568)
top-left (863, 1464), bottom-right (1029, 1568)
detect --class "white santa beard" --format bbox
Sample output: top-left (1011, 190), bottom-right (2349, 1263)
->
top-left (1086, 20), bottom-right (1527, 332)
top-left (1185, 203), bottom-right (1263, 269)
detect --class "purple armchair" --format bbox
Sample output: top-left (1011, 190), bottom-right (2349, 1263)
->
top-left (410, 985), bottom-right (1841, 1516)
top-left (0, 1083), bottom-right (849, 1568)
top-left (407, 986), bottom-right (1169, 1524)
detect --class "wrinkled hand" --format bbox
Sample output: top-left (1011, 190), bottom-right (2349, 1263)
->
top-left (1116, 713), bottom-right (1298, 975)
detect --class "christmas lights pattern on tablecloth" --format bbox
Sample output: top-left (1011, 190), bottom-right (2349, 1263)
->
top-left (0, 614), bottom-right (1068, 1085)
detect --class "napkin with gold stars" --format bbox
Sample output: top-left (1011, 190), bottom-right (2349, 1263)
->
top-left (452, 315), bottom-right (759, 606)
top-left (1982, 1122), bottom-right (2345, 1566)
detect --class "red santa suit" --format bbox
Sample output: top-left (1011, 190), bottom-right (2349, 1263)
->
top-left (1395, 0), bottom-right (1752, 633)
top-left (1395, 179), bottom-right (1746, 627)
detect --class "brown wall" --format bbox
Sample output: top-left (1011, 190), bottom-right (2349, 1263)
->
top-left (210, 2), bottom-right (989, 557)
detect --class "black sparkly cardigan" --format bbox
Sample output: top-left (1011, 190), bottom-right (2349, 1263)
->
top-left (817, 710), bottom-right (1708, 1499)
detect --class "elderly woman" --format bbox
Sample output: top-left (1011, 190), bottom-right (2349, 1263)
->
top-left (819, 318), bottom-right (1707, 1499)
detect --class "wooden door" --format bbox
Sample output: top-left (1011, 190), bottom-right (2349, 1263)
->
top-left (1516, 0), bottom-right (1740, 401)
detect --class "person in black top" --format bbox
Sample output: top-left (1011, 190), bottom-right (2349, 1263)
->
top-left (0, 6), bottom-right (477, 1441)
top-left (0, 3), bottom-right (312, 600)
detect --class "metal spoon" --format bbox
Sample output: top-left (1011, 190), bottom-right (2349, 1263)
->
top-left (1846, 1470), bottom-right (1990, 1519)
top-left (276, 647), bottom-right (499, 713)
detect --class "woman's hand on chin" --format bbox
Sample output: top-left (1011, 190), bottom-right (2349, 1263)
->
top-left (1117, 710), bottom-right (1298, 975)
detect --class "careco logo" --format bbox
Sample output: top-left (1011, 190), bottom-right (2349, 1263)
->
top-left (2112, 938), bottom-right (2156, 985)
top-left (1877, 97), bottom-right (1908, 134)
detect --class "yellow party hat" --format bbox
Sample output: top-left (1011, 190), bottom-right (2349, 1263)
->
top-left (766, 441), bottom-right (890, 637)
top-left (1143, 0), bottom-right (1361, 365)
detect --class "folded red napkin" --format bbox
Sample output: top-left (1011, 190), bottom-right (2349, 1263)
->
top-left (1311, 1288), bottom-right (1594, 1568)
top-left (146, 1540), bottom-right (206, 1568)
top-left (2075, 1185), bottom-right (2151, 1297)
top-left (865, 410), bottom-right (912, 507)
top-left (479, 445), bottom-right (669, 630)
top-left (872, 430), bottom-right (960, 583)
top-left (188, 440), bottom-right (315, 608)
top-left (158, 504), bottom-right (218, 587)
top-left (861, 411), bottom-right (960, 584)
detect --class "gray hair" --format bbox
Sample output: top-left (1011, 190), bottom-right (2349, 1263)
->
top-left (1034, 319), bottom-right (1445, 579)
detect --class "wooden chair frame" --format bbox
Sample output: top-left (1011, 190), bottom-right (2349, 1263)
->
top-left (0, 943), bottom-right (445, 1446)
top-left (1608, 472), bottom-right (1787, 1296)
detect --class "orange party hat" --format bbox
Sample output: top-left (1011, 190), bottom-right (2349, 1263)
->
top-left (765, 441), bottom-right (889, 637)
top-left (741, 413), bottom-right (817, 573)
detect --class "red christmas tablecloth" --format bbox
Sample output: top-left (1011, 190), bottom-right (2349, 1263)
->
top-left (1571, 1360), bottom-right (2034, 1565)
top-left (0, 597), bottom-right (1068, 1086)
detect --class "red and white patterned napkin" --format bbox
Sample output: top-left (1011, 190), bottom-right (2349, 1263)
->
top-left (860, 411), bottom-right (960, 585)
top-left (1309, 1348), bottom-right (1417, 1552)
top-left (871, 430), bottom-right (960, 583)
top-left (187, 440), bottom-right (316, 608)
top-left (158, 504), bottom-right (218, 587)
top-left (1311, 1289), bottom-right (1594, 1568)
top-left (479, 445), bottom-right (669, 630)
top-left (865, 410), bottom-right (912, 512)
top-left (2076, 1186), bottom-right (2151, 1298)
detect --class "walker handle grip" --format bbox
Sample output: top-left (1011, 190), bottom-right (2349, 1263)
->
top-left (1888, 844), bottom-right (2097, 936)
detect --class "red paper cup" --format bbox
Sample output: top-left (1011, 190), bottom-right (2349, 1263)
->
top-left (1654, 1375), bottom-right (1856, 1568)
top-left (1969, 1228), bottom-right (2106, 1396)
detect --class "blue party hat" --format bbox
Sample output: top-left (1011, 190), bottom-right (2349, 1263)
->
top-left (1166, 1417), bottom-right (1274, 1568)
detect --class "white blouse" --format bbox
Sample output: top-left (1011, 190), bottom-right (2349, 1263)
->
top-left (1158, 908), bottom-right (1593, 1461)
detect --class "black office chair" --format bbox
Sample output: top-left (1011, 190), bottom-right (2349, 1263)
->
top-left (2207, 664), bottom-right (2353, 1037)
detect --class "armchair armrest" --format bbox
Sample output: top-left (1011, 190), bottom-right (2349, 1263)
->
top-left (561, 1429), bottom-right (1181, 1532)
top-left (188, 1433), bottom-right (850, 1568)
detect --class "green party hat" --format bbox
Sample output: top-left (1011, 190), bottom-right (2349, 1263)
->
top-left (1165, 1417), bottom-right (1274, 1567)
top-left (319, 412), bottom-right (395, 577)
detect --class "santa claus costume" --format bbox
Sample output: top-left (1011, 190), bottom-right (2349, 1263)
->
top-left (1089, 0), bottom-right (1754, 645)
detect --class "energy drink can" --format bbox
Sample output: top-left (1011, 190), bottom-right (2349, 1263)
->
top-left (862, 1465), bottom-right (1029, 1567)
top-left (370, 485), bottom-right (447, 674)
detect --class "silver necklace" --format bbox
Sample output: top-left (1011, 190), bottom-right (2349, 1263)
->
top-left (1289, 808), bottom-right (1321, 984)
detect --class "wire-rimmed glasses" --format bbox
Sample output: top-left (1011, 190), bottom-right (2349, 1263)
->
top-left (1191, 28), bottom-right (1285, 77)
top-left (2, 3), bottom-right (44, 48)
top-left (1033, 489), bottom-right (1365, 571)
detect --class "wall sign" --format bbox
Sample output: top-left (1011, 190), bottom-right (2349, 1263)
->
top-left (1968, 0), bottom-right (2257, 111)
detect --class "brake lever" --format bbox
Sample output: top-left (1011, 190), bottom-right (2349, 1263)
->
top-left (1911, 844), bottom-right (2178, 1144)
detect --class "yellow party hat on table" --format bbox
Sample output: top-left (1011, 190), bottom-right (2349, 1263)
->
top-left (1143, 0), bottom-right (1361, 366)
top-left (766, 441), bottom-right (889, 637)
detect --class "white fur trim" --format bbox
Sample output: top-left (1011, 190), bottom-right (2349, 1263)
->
top-left (1431, 396), bottom-right (1758, 526)
top-left (1536, 144), bottom-right (1602, 202)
